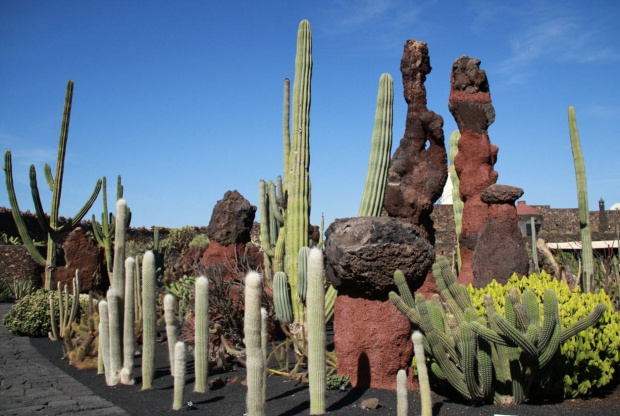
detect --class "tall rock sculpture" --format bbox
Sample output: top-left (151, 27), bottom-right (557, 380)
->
top-left (383, 40), bottom-right (448, 245)
top-left (448, 56), bottom-right (528, 286)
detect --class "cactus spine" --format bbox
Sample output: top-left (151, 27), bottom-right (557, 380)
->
top-left (164, 293), bottom-right (179, 376)
top-left (172, 341), bottom-right (187, 410)
top-left (359, 73), bottom-right (394, 217)
top-left (412, 331), bottom-right (432, 416)
top-left (3, 80), bottom-right (102, 290)
top-left (307, 248), bottom-right (326, 415)
top-left (244, 271), bottom-right (265, 416)
top-left (568, 106), bottom-right (594, 292)
top-left (449, 130), bottom-right (463, 270)
top-left (121, 257), bottom-right (135, 385)
top-left (142, 250), bottom-right (157, 390)
top-left (396, 369), bottom-right (408, 416)
top-left (194, 275), bottom-right (209, 393)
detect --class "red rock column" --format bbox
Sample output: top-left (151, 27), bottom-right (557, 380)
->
top-left (383, 40), bottom-right (447, 245)
top-left (448, 56), bottom-right (499, 286)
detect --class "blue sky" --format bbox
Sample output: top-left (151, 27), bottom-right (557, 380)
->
top-left (1, 1), bottom-right (619, 229)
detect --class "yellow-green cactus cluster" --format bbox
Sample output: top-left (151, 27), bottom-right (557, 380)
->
top-left (469, 271), bottom-right (620, 398)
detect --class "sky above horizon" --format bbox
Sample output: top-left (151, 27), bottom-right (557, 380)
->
top-left (1, 1), bottom-right (619, 230)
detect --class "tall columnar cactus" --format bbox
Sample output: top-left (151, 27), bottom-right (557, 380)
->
top-left (260, 307), bottom-right (268, 404)
top-left (194, 275), bottom-right (209, 393)
top-left (530, 217), bottom-right (540, 274)
top-left (98, 300), bottom-right (118, 386)
top-left (389, 256), bottom-right (607, 404)
top-left (49, 271), bottom-right (80, 341)
top-left (359, 73), bottom-right (394, 217)
top-left (448, 130), bottom-right (463, 270)
top-left (396, 369), bottom-right (408, 416)
top-left (307, 248), bottom-right (326, 415)
top-left (568, 106), bottom-right (594, 293)
top-left (142, 250), bottom-right (157, 390)
top-left (173, 341), bottom-right (187, 411)
top-left (121, 257), bottom-right (135, 385)
top-left (244, 271), bottom-right (265, 416)
top-left (3, 80), bottom-right (102, 290)
top-left (92, 176), bottom-right (130, 281)
top-left (412, 331), bottom-right (432, 416)
top-left (164, 293), bottom-right (179, 376)
top-left (111, 199), bottom-right (128, 302)
top-left (107, 288), bottom-right (122, 385)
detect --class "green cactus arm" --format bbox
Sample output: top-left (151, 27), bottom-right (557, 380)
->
top-left (438, 256), bottom-right (471, 310)
top-left (297, 246), bottom-right (310, 302)
top-left (29, 166), bottom-right (54, 234)
top-left (58, 179), bottom-right (102, 231)
top-left (510, 360), bottom-right (524, 404)
top-left (359, 73), bottom-right (393, 217)
top-left (538, 322), bottom-right (560, 369)
top-left (560, 302), bottom-right (606, 343)
top-left (91, 214), bottom-right (106, 246)
top-left (461, 322), bottom-right (484, 401)
top-left (273, 271), bottom-right (293, 325)
top-left (44, 163), bottom-right (54, 191)
top-left (389, 291), bottom-right (422, 327)
top-left (477, 338), bottom-right (493, 399)
top-left (393, 269), bottom-right (415, 308)
top-left (492, 314), bottom-right (538, 357)
top-left (469, 320), bottom-right (511, 346)
top-left (522, 289), bottom-right (540, 329)
top-left (258, 180), bottom-right (274, 257)
top-left (538, 289), bottom-right (559, 353)
top-left (49, 294), bottom-right (59, 340)
top-left (3, 151), bottom-right (46, 265)
top-left (283, 78), bottom-right (290, 180)
top-left (568, 106), bottom-right (594, 292)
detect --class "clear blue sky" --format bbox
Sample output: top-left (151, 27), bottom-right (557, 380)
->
top-left (1, 1), bottom-right (619, 229)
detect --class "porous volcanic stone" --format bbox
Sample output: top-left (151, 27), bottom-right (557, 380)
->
top-left (54, 227), bottom-right (106, 293)
top-left (324, 216), bottom-right (434, 299)
top-left (206, 190), bottom-right (256, 246)
top-left (481, 184), bottom-right (524, 204)
top-left (383, 40), bottom-right (447, 245)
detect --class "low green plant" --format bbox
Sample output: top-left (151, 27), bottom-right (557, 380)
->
top-left (469, 271), bottom-right (620, 399)
top-left (189, 233), bottom-right (210, 249)
top-left (3, 289), bottom-right (56, 336)
top-left (326, 374), bottom-right (350, 390)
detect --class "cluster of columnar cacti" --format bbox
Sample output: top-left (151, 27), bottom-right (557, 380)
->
top-left (3, 80), bottom-right (102, 290)
top-left (49, 271), bottom-right (80, 341)
top-left (358, 73), bottom-right (394, 217)
top-left (389, 256), bottom-right (607, 404)
top-left (568, 106), bottom-right (594, 293)
top-left (448, 130), bottom-right (463, 270)
top-left (92, 176), bottom-right (131, 281)
top-left (244, 271), bottom-right (265, 416)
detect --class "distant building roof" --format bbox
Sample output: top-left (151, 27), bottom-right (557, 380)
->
top-left (516, 201), bottom-right (539, 216)
top-left (547, 240), bottom-right (619, 250)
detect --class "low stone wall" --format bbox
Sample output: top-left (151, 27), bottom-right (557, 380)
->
top-left (0, 245), bottom-right (44, 285)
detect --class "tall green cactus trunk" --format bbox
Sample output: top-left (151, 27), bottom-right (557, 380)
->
top-left (285, 19), bottom-right (312, 325)
top-left (568, 106), bottom-right (594, 292)
top-left (359, 73), bottom-right (393, 217)
top-left (448, 130), bottom-right (463, 271)
top-left (2, 80), bottom-right (102, 290)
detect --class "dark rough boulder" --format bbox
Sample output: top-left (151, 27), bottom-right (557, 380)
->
top-left (383, 39), bottom-right (447, 245)
top-left (206, 190), bottom-right (256, 246)
top-left (481, 184), bottom-right (524, 204)
top-left (324, 216), bottom-right (435, 299)
top-left (54, 227), bottom-right (107, 293)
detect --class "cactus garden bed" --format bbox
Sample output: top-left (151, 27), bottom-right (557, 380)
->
top-left (28, 326), bottom-right (620, 416)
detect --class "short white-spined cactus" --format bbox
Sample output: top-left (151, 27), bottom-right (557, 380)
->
top-left (194, 276), bottom-right (209, 393)
top-left (412, 330), bottom-right (432, 416)
top-left (173, 341), bottom-right (187, 410)
top-left (396, 369), bottom-right (408, 416)
top-left (121, 257), bottom-right (136, 385)
top-left (98, 300), bottom-right (118, 386)
top-left (142, 250), bottom-right (157, 390)
top-left (164, 293), bottom-right (179, 376)
top-left (307, 248), bottom-right (326, 415)
top-left (107, 288), bottom-right (122, 385)
top-left (244, 271), bottom-right (265, 416)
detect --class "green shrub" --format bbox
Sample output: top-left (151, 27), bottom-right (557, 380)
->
top-left (469, 272), bottom-right (620, 399)
top-left (326, 374), bottom-right (350, 390)
top-left (188, 233), bottom-right (210, 249)
top-left (3, 290), bottom-right (55, 337)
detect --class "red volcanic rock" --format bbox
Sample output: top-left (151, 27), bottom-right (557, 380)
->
top-left (449, 57), bottom-right (528, 286)
top-left (54, 227), bottom-right (107, 293)
top-left (201, 240), bottom-right (262, 277)
top-left (334, 295), bottom-right (415, 390)
top-left (383, 40), bottom-right (447, 245)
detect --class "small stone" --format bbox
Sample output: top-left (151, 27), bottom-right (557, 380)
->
top-left (361, 398), bottom-right (381, 410)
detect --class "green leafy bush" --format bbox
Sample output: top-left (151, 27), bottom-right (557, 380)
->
top-left (469, 272), bottom-right (620, 399)
top-left (3, 290), bottom-right (55, 337)
top-left (326, 374), bottom-right (350, 390)
top-left (189, 233), bottom-right (210, 249)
